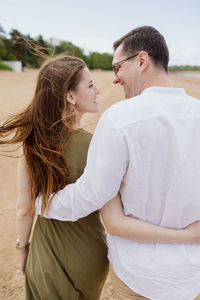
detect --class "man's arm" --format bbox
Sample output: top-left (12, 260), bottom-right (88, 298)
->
top-left (36, 111), bottom-right (128, 221)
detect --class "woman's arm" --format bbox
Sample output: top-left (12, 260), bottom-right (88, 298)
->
top-left (100, 194), bottom-right (200, 244)
top-left (16, 150), bottom-right (35, 274)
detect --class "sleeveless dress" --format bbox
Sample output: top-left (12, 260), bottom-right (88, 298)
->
top-left (25, 129), bottom-right (109, 300)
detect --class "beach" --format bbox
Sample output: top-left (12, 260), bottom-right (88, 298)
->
top-left (0, 69), bottom-right (200, 299)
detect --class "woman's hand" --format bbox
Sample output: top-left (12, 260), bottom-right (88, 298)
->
top-left (184, 221), bottom-right (200, 244)
top-left (19, 248), bottom-right (29, 275)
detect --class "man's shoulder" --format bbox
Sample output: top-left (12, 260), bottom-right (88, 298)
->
top-left (103, 90), bottom-right (200, 129)
top-left (101, 94), bottom-right (153, 130)
top-left (105, 95), bottom-right (141, 112)
top-left (104, 94), bottom-right (143, 117)
top-left (185, 93), bottom-right (200, 104)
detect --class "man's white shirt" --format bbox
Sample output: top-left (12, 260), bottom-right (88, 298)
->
top-left (36, 87), bottom-right (200, 300)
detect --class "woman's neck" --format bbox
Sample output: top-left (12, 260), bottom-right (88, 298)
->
top-left (73, 110), bottom-right (83, 129)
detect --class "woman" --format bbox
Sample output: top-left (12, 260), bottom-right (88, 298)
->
top-left (1, 55), bottom-right (200, 299)
top-left (1, 56), bottom-right (108, 299)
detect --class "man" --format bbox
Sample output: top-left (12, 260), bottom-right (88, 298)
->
top-left (37, 26), bottom-right (200, 299)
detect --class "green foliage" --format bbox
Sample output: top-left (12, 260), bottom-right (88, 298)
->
top-left (0, 61), bottom-right (13, 70)
top-left (0, 38), bottom-right (7, 58)
top-left (26, 35), bottom-right (51, 68)
top-left (169, 65), bottom-right (200, 72)
top-left (54, 41), bottom-right (87, 60)
top-left (1, 24), bottom-right (200, 72)
top-left (88, 52), bottom-right (113, 70)
top-left (0, 24), bottom-right (5, 36)
top-left (0, 25), bottom-right (113, 70)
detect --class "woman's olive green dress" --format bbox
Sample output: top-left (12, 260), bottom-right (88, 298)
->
top-left (25, 130), bottom-right (109, 300)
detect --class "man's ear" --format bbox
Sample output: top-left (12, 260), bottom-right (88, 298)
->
top-left (138, 51), bottom-right (150, 72)
top-left (66, 91), bottom-right (76, 105)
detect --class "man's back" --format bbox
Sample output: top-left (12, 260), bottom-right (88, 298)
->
top-left (107, 86), bottom-right (200, 299)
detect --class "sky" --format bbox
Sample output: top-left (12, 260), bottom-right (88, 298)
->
top-left (0, 0), bottom-right (200, 65)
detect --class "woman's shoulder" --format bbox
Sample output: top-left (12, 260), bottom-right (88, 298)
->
top-left (64, 129), bottom-right (92, 157)
top-left (68, 129), bottom-right (92, 147)
top-left (73, 128), bottom-right (92, 139)
top-left (64, 129), bottom-right (92, 181)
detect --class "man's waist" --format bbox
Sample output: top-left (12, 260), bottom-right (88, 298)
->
top-left (107, 234), bottom-right (200, 269)
top-left (109, 254), bottom-right (200, 300)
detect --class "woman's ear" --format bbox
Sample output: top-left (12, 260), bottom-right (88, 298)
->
top-left (66, 91), bottom-right (76, 105)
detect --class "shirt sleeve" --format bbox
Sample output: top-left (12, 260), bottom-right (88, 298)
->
top-left (35, 111), bottom-right (128, 221)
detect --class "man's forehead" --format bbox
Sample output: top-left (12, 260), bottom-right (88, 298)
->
top-left (112, 44), bottom-right (125, 64)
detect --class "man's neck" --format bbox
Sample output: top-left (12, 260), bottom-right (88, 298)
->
top-left (141, 69), bottom-right (173, 93)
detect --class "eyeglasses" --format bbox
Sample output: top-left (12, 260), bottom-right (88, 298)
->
top-left (112, 53), bottom-right (139, 76)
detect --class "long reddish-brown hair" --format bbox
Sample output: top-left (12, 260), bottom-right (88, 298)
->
top-left (0, 55), bottom-right (86, 214)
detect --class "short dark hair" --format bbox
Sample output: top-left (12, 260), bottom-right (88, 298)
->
top-left (113, 26), bottom-right (169, 72)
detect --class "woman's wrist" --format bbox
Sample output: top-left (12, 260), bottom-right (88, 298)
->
top-left (175, 227), bottom-right (195, 244)
top-left (16, 238), bottom-right (30, 250)
top-left (182, 227), bottom-right (197, 244)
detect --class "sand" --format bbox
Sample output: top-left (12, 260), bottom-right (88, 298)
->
top-left (0, 69), bottom-right (200, 299)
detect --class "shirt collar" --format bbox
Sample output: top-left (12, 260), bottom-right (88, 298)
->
top-left (141, 86), bottom-right (186, 95)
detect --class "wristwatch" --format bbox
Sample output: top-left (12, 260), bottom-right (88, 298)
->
top-left (16, 238), bottom-right (30, 250)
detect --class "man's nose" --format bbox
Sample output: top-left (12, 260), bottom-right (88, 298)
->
top-left (113, 77), bottom-right (120, 84)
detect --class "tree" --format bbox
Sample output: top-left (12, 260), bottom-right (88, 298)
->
top-left (88, 52), bottom-right (112, 70)
top-left (0, 24), bottom-right (6, 59)
top-left (7, 29), bottom-right (25, 63)
top-left (26, 34), bottom-right (50, 68)
top-left (0, 24), bottom-right (5, 36)
top-left (54, 41), bottom-right (88, 64)
top-left (0, 24), bottom-right (113, 70)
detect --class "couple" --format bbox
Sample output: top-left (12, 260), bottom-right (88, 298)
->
top-left (1, 26), bottom-right (200, 299)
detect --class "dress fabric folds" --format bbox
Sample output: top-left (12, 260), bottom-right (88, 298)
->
top-left (25, 130), bottom-right (109, 300)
